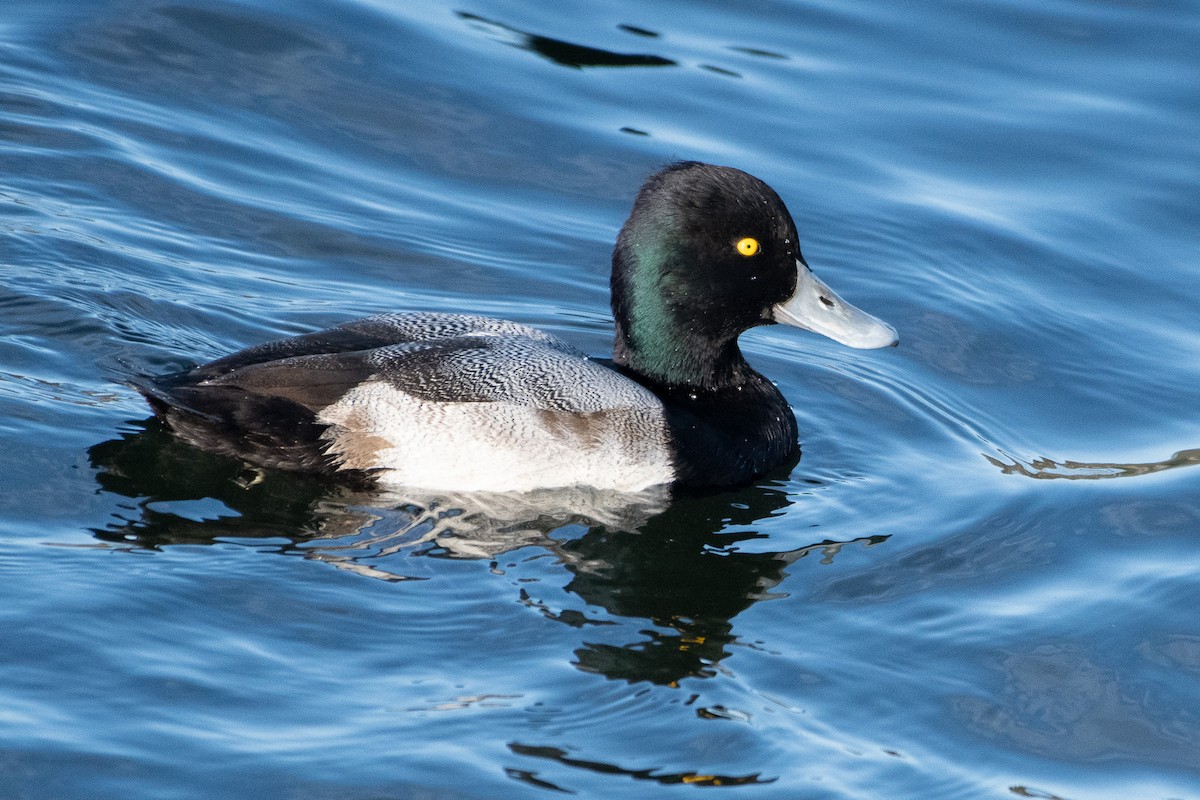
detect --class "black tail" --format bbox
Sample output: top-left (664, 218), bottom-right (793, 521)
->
top-left (126, 372), bottom-right (369, 483)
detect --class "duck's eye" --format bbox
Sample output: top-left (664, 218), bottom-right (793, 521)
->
top-left (735, 237), bottom-right (760, 257)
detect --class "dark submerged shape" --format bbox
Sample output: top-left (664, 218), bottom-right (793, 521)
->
top-left (136, 162), bottom-right (897, 492)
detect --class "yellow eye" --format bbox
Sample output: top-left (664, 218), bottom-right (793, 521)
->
top-left (736, 237), bottom-right (760, 257)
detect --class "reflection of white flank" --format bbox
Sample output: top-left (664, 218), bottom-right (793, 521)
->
top-left (298, 484), bottom-right (672, 579)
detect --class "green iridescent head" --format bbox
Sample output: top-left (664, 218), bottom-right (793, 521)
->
top-left (610, 162), bottom-right (896, 388)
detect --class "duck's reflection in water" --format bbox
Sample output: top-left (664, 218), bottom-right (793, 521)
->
top-left (90, 420), bottom-right (889, 685)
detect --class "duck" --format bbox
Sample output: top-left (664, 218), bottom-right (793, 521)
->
top-left (136, 162), bottom-right (897, 493)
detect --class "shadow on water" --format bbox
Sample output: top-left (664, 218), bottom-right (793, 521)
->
top-left (89, 420), bottom-right (889, 686)
top-left (456, 12), bottom-right (676, 70)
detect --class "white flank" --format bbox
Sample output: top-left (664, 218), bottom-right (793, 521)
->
top-left (318, 381), bottom-right (675, 493)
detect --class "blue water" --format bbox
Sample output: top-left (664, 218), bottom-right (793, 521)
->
top-left (3, 0), bottom-right (1199, 797)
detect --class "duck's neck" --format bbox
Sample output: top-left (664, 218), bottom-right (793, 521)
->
top-left (612, 318), bottom-right (753, 391)
top-left (613, 327), bottom-right (798, 489)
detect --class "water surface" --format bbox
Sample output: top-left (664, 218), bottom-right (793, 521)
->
top-left (2, 0), bottom-right (1199, 798)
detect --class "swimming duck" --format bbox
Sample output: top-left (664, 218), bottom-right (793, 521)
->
top-left (137, 162), bottom-right (897, 493)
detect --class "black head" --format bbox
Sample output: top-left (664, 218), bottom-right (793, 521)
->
top-left (611, 162), bottom-right (805, 387)
top-left (610, 162), bottom-right (896, 389)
